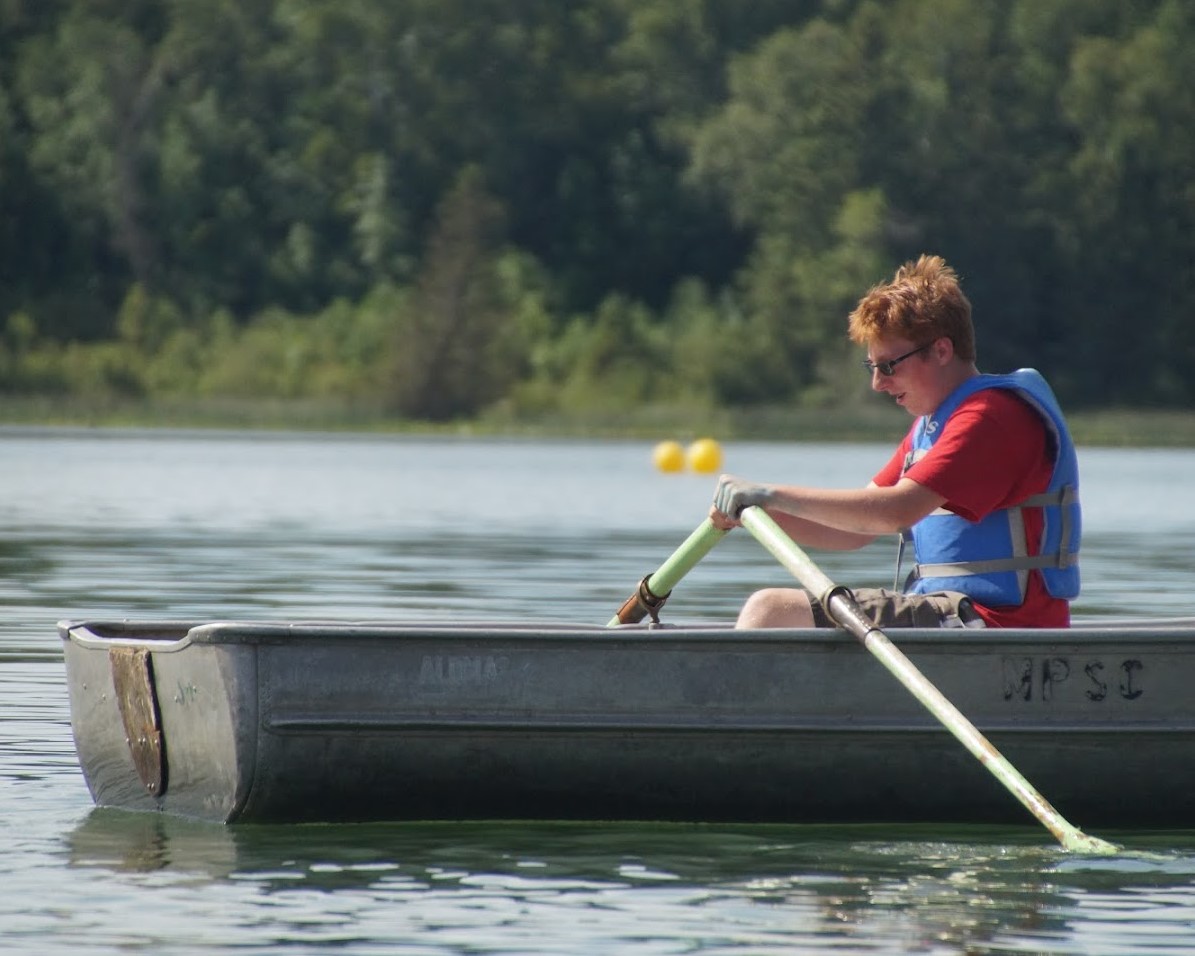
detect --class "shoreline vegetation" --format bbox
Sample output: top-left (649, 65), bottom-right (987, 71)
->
top-left (4, 3), bottom-right (1194, 435)
top-left (1, 397), bottom-right (1191, 448)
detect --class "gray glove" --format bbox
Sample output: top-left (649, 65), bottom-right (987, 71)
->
top-left (712, 476), bottom-right (773, 518)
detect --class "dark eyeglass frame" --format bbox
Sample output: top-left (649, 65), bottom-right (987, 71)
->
top-left (861, 343), bottom-right (931, 376)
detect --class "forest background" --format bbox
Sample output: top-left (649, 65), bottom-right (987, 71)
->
top-left (1, 0), bottom-right (1192, 441)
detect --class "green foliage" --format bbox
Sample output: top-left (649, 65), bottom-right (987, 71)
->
top-left (666, 279), bottom-right (767, 406)
top-left (2, 0), bottom-right (1194, 428)
top-left (689, 19), bottom-right (868, 240)
top-left (385, 168), bottom-right (527, 420)
top-left (117, 284), bottom-right (185, 353)
top-left (521, 293), bottom-right (671, 414)
top-left (1056, 0), bottom-right (1195, 404)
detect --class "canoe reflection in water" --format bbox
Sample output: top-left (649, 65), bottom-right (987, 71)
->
top-left (72, 808), bottom-right (1139, 955)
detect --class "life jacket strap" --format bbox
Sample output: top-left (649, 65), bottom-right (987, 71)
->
top-left (914, 551), bottom-right (1079, 579)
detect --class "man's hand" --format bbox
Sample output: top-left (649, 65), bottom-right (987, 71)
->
top-left (711, 474), bottom-right (774, 526)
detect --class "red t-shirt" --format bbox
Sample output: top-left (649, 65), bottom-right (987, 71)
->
top-left (873, 389), bottom-right (1070, 627)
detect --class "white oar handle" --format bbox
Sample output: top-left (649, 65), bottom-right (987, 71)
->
top-left (738, 506), bottom-right (1118, 855)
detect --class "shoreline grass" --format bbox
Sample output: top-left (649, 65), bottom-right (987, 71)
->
top-left (1, 395), bottom-right (1193, 447)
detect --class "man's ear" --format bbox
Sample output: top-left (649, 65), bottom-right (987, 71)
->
top-left (933, 335), bottom-right (955, 363)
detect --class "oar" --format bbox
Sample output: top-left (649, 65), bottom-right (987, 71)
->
top-left (738, 505), bottom-right (1119, 855)
top-left (608, 518), bottom-right (728, 626)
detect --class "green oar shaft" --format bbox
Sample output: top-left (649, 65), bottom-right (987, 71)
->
top-left (739, 505), bottom-right (1118, 855)
top-left (607, 519), bottom-right (728, 626)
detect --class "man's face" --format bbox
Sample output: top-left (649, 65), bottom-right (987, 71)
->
top-left (864, 335), bottom-right (944, 417)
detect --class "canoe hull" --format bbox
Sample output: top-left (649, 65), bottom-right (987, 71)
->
top-left (60, 619), bottom-right (1195, 826)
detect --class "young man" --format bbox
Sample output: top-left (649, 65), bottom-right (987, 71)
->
top-left (710, 254), bottom-right (1080, 629)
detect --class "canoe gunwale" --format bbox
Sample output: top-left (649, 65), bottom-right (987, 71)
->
top-left (59, 620), bottom-right (197, 654)
top-left (60, 617), bottom-right (1195, 650)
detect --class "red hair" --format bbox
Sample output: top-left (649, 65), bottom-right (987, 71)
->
top-left (847, 255), bottom-right (975, 361)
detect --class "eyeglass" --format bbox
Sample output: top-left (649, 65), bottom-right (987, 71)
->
top-left (861, 343), bottom-right (931, 376)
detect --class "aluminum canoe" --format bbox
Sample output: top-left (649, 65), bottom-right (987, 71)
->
top-left (59, 618), bottom-right (1194, 826)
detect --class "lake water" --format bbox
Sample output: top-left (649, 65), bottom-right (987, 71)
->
top-left (3, 427), bottom-right (1195, 954)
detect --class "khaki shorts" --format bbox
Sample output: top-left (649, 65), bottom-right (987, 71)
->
top-left (808, 588), bottom-right (985, 629)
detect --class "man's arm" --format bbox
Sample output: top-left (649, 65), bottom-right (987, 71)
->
top-left (710, 476), bottom-right (946, 550)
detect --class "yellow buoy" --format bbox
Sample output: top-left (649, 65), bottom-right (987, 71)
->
top-left (687, 437), bottom-right (723, 474)
top-left (652, 440), bottom-right (686, 473)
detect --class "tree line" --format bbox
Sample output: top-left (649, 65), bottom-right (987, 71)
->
top-left (1, 0), bottom-right (1192, 423)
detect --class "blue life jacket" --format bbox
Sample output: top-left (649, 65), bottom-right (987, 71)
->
top-left (903, 368), bottom-right (1081, 605)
